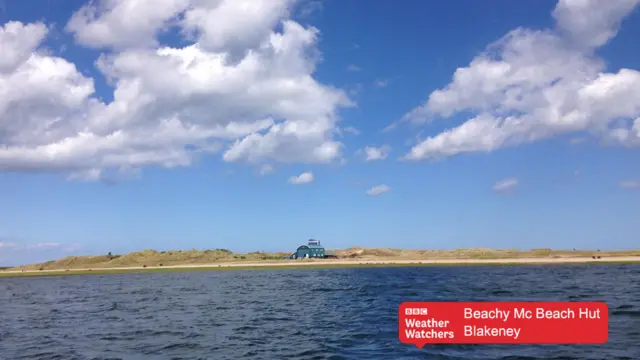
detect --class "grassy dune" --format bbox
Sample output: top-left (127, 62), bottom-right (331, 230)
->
top-left (4, 247), bottom-right (640, 273)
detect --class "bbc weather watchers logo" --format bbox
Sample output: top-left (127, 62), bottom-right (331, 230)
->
top-left (405, 308), bottom-right (428, 315)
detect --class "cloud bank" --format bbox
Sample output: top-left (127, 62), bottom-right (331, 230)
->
top-left (0, 0), bottom-right (352, 180)
top-left (400, 0), bottom-right (640, 160)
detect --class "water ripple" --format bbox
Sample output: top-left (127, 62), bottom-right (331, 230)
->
top-left (0, 264), bottom-right (639, 359)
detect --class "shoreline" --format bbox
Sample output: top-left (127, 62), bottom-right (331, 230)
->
top-left (1, 256), bottom-right (639, 277)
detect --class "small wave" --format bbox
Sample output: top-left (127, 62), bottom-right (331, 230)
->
top-left (611, 310), bottom-right (640, 317)
top-left (259, 316), bottom-right (292, 321)
top-left (567, 294), bottom-right (590, 300)
top-left (181, 332), bottom-right (203, 339)
top-left (87, 302), bottom-right (119, 313)
top-left (312, 287), bottom-right (356, 293)
top-left (615, 304), bottom-right (633, 310)
top-left (86, 329), bottom-right (186, 341)
top-left (135, 296), bottom-right (159, 303)
top-left (233, 325), bottom-right (259, 332)
top-left (491, 290), bottom-right (513, 296)
top-left (500, 357), bottom-right (582, 360)
top-left (17, 351), bottom-right (67, 360)
top-left (129, 289), bottom-right (154, 295)
top-left (159, 342), bottom-right (201, 350)
top-left (177, 287), bottom-right (199, 292)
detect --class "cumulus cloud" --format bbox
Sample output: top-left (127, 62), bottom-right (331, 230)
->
top-left (619, 180), bottom-right (640, 189)
top-left (363, 145), bottom-right (391, 161)
top-left (0, 21), bottom-right (48, 73)
top-left (366, 184), bottom-right (391, 196)
top-left (288, 171), bottom-right (313, 184)
top-left (0, 0), bottom-right (352, 180)
top-left (66, 0), bottom-right (190, 50)
top-left (492, 177), bottom-right (518, 194)
top-left (400, 0), bottom-right (640, 161)
top-left (346, 64), bottom-right (361, 72)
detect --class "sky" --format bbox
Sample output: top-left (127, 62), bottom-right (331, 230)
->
top-left (1, 0), bottom-right (639, 266)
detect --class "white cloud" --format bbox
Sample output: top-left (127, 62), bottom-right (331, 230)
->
top-left (364, 145), bottom-right (390, 161)
top-left (27, 242), bottom-right (61, 249)
top-left (288, 171), bottom-right (313, 184)
top-left (343, 126), bottom-right (360, 135)
top-left (400, 0), bottom-right (640, 161)
top-left (0, 241), bottom-right (18, 249)
top-left (0, 21), bottom-right (48, 73)
top-left (296, 0), bottom-right (323, 18)
top-left (366, 184), bottom-right (391, 196)
top-left (492, 177), bottom-right (518, 193)
top-left (180, 0), bottom-right (296, 58)
top-left (346, 64), bottom-right (361, 72)
top-left (552, 0), bottom-right (639, 48)
top-left (0, 0), bottom-right (353, 180)
top-left (67, 168), bottom-right (102, 181)
top-left (374, 78), bottom-right (394, 88)
top-left (619, 180), bottom-right (640, 189)
top-left (66, 0), bottom-right (190, 50)
top-left (259, 164), bottom-right (274, 175)
top-left (0, 241), bottom-right (79, 251)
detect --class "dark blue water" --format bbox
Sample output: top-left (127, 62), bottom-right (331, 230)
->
top-left (1, 264), bottom-right (639, 359)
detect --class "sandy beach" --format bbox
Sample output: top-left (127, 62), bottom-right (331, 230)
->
top-left (2, 256), bottom-right (639, 277)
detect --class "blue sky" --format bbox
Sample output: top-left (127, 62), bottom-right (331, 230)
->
top-left (1, 0), bottom-right (639, 265)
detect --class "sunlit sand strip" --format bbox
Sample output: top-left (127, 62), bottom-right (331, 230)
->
top-left (2, 256), bottom-right (640, 275)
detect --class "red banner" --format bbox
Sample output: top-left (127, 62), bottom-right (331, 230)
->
top-left (399, 302), bottom-right (608, 347)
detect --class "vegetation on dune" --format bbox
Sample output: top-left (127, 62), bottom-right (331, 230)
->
top-left (335, 247), bottom-right (640, 260)
top-left (8, 248), bottom-right (291, 271)
top-left (4, 247), bottom-right (640, 272)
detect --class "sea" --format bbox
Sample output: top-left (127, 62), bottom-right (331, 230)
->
top-left (0, 264), bottom-right (639, 360)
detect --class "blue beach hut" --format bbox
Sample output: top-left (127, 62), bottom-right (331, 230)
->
top-left (295, 239), bottom-right (325, 259)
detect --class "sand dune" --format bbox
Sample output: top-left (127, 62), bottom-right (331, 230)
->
top-left (2, 254), bottom-right (639, 275)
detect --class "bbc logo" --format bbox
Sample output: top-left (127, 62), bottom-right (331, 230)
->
top-left (405, 308), bottom-right (428, 315)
